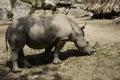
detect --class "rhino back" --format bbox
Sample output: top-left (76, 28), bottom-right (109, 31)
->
top-left (22, 15), bottom-right (57, 48)
top-left (51, 14), bottom-right (74, 39)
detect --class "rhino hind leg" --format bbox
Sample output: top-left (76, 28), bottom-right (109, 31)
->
top-left (18, 49), bottom-right (31, 68)
top-left (53, 41), bottom-right (66, 64)
top-left (10, 50), bottom-right (22, 72)
top-left (8, 39), bottom-right (27, 72)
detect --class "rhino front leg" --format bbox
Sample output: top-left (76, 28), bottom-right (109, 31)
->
top-left (45, 45), bottom-right (54, 54)
top-left (53, 41), bottom-right (65, 64)
top-left (10, 50), bottom-right (22, 72)
top-left (45, 38), bottom-right (61, 54)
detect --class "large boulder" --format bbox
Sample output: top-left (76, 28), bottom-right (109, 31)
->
top-left (0, 0), bottom-right (12, 20)
top-left (0, 0), bottom-right (12, 11)
top-left (12, 0), bottom-right (32, 20)
top-left (68, 8), bottom-right (93, 19)
top-left (85, 0), bottom-right (120, 18)
top-left (0, 9), bottom-right (8, 20)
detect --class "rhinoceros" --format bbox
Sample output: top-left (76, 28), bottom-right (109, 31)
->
top-left (6, 14), bottom-right (93, 72)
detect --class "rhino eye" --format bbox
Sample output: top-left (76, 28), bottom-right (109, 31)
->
top-left (86, 41), bottom-right (89, 44)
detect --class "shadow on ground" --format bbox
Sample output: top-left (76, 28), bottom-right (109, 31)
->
top-left (2, 49), bottom-right (88, 80)
top-left (5, 49), bottom-right (89, 68)
top-left (0, 66), bottom-right (72, 80)
top-left (26, 49), bottom-right (89, 66)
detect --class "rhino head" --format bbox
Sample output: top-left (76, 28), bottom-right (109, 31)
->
top-left (73, 23), bottom-right (94, 55)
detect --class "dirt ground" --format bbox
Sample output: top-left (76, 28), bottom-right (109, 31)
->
top-left (0, 19), bottom-right (120, 80)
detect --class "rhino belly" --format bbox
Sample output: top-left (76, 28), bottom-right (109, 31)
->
top-left (26, 37), bottom-right (54, 49)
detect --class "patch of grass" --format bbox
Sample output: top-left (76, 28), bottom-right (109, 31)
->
top-left (10, 0), bottom-right (16, 8)
top-left (21, 0), bottom-right (32, 5)
top-left (30, 0), bottom-right (38, 14)
top-left (94, 49), bottom-right (109, 57)
top-left (6, 10), bottom-right (13, 20)
top-left (40, 0), bottom-right (45, 3)
top-left (74, 1), bottom-right (82, 4)
top-left (10, 0), bottom-right (33, 8)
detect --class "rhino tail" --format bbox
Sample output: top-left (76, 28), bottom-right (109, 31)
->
top-left (5, 29), bottom-right (8, 51)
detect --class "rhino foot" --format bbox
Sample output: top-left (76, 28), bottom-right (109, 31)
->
top-left (12, 67), bottom-right (22, 73)
top-left (24, 60), bottom-right (31, 68)
top-left (53, 58), bottom-right (62, 64)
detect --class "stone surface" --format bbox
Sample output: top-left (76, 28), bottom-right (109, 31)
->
top-left (68, 8), bottom-right (93, 19)
top-left (12, 0), bottom-right (32, 20)
top-left (85, 0), bottom-right (120, 18)
top-left (0, 9), bottom-right (8, 20)
top-left (75, 0), bottom-right (83, 3)
top-left (0, 0), bottom-right (12, 11)
top-left (71, 3), bottom-right (87, 10)
top-left (57, 7), bottom-right (68, 14)
top-left (55, 0), bottom-right (75, 4)
top-left (0, 0), bottom-right (12, 20)
top-left (45, 0), bottom-right (56, 6)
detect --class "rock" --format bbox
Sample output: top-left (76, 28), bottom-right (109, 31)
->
top-left (0, 0), bottom-right (12, 20)
top-left (44, 10), bottom-right (53, 15)
top-left (71, 3), bottom-right (87, 10)
top-left (12, 0), bottom-right (32, 20)
top-left (37, 0), bottom-right (42, 8)
top-left (68, 8), bottom-right (93, 19)
top-left (85, 0), bottom-right (120, 18)
top-left (41, 0), bottom-right (56, 10)
top-left (29, 0), bottom-right (36, 5)
top-left (56, 0), bottom-right (74, 8)
top-left (113, 17), bottom-right (120, 24)
top-left (75, 0), bottom-right (83, 3)
top-left (56, 0), bottom-right (75, 4)
top-left (57, 7), bottom-right (67, 14)
top-left (0, 0), bottom-right (12, 11)
top-left (31, 9), bottom-right (53, 17)
top-left (0, 8), bottom-right (8, 20)
top-left (45, 0), bottom-right (56, 6)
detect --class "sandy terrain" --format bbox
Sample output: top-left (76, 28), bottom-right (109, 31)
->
top-left (0, 19), bottom-right (120, 80)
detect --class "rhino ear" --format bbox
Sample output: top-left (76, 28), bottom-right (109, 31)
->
top-left (80, 22), bottom-right (87, 30)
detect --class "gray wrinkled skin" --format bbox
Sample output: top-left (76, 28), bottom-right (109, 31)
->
top-left (6, 14), bottom-right (93, 72)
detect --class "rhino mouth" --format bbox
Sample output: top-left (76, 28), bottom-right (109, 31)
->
top-left (86, 50), bottom-right (96, 55)
top-left (81, 48), bottom-right (96, 55)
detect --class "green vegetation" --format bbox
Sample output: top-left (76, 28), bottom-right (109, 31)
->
top-left (6, 10), bottom-right (13, 20)
top-left (30, 0), bottom-right (38, 14)
top-left (21, 0), bottom-right (32, 5)
top-left (10, 0), bottom-right (16, 8)
top-left (40, 0), bottom-right (45, 3)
